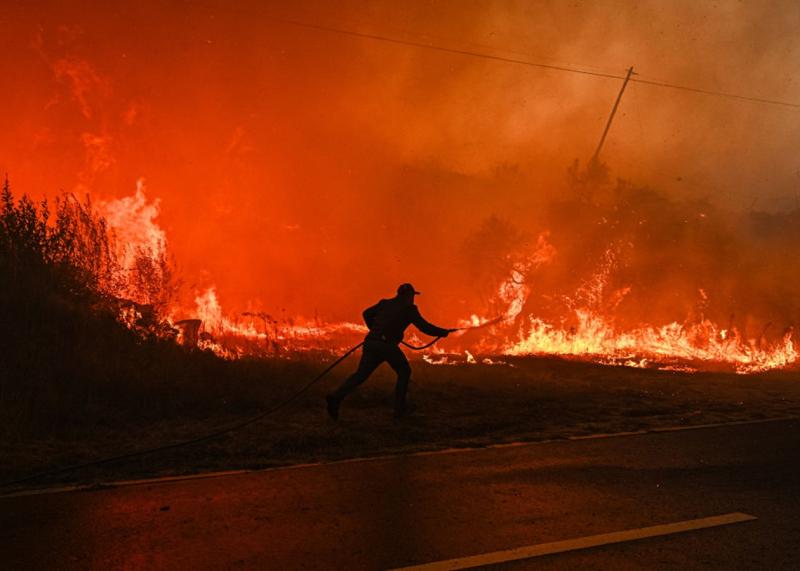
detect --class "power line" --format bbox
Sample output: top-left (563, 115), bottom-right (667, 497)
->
top-left (271, 16), bottom-right (629, 81)
top-left (269, 16), bottom-right (800, 110)
top-left (630, 77), bottom-right (800, 109)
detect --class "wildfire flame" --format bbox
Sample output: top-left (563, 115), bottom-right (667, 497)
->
top-left (96, 178), bottom-right (166, 271)
top-left (462, 239), bottom-right (798, 373)
top-left (97, 188), bottom-right (797, 373)
top-left (192, 287), bottom-right (366, 357)
top-left (504, 309), bottom-right (796, 374)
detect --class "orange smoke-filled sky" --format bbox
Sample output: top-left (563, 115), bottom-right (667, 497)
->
top-left (2, 1), bottom-right (800, 321)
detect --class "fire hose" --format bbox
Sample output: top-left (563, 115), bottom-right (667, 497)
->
top-left (1, 323), bottom-right (497, 489)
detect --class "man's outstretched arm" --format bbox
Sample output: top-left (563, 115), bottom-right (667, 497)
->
top-left (412, 307), bottom-right (451, 337)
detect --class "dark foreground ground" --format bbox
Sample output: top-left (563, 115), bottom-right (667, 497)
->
top-left (1, 355), bottom-right (799, 489)
top-left (2, 419), bottom-right (799, 570)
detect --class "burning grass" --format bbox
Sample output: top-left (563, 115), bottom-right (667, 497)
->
top-left (4, 168), bottom-right (793, 374)
top-left (180, 173), bottom-right (799, 373)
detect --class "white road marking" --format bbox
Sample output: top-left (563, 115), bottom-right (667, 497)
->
top-left (0, 416), bottom-right (794, 498)
top-left (389, 512), bottom-right (757, 571)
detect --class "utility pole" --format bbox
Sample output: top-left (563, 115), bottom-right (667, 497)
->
top-left (591, 66), bottom-right (636, 164)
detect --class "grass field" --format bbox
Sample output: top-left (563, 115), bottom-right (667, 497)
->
top-left (2, 353), bottom-right (799, 490)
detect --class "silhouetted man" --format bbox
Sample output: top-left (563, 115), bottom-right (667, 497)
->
top-left (326, 283), bottom-right (451, 419)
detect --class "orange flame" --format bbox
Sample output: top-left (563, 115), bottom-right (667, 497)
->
top-left (97, 190), bottom-right (797, 373)
top-left (97, 179), bottom-right (166, 271)
top-left (503, 310), bottom-right (796, 374)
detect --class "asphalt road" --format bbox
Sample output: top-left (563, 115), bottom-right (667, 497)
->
top-left (2, 419), bottom-right (799, 570)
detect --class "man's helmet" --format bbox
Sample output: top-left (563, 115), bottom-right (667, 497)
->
top-left (397, 283), bottom-right (421, 296)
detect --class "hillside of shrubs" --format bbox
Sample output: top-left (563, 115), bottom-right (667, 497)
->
top-left (0, 180), bottom-right (291, 439)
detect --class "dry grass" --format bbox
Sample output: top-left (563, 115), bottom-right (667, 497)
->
top-left (2, 355), bottom-right (799, 488)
